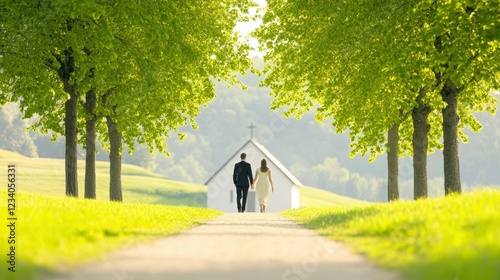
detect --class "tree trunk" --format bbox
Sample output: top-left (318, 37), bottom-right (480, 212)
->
top-left (106, 115), bottom-right (123, 202)
top-left (441, 80), bottom-right (462, 195)
top-left (64, 91), bottom-right (78, 197)
top-left (387, 122), bottom-right (399, 202)
top-left (412, 88), bottom-right (430, 200)
top-left (84, 89), bottom-right (97, 199)
top-left (57, 48), bottom-right (78, 197)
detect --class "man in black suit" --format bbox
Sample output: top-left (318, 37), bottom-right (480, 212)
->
top-left (233, 153), bottom-right (253, 213)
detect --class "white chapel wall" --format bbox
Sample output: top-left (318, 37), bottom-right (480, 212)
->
top-left (207, 140), bottom-right (299, 213)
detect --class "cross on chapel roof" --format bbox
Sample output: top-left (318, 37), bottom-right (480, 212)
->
top-left (248, 123), bottom-right (256, 139)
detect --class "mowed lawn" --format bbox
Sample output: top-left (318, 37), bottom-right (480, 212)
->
top-left (283, 189), bottom-right (500, 280)
top-left (0, 191), bottom-right (222, 280)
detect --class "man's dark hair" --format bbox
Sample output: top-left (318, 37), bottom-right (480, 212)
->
top-left (240, 153), bottom-right (246, 160)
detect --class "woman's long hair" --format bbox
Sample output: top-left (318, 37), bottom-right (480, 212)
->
top-left (260, 159), bottom-right (269, 172)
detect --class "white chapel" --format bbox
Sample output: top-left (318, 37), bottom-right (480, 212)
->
top-left (205, 139), bottom-right (302, 213)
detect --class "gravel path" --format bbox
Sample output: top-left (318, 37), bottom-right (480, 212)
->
top-left (44, 213), bottom-right (402, 280)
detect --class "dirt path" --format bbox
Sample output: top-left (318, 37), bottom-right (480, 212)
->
top-left (44, 213), bottom-right (402, 280)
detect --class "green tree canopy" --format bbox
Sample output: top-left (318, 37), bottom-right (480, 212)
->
top-left (256, 0), bottom-right (498, 159)
top-left (1, 0), bottom-right (255, 199)
top-left (255, 0), bottom-right (499, 198)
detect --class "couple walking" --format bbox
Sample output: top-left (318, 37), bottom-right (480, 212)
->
top-left (233, 153), bottom-right (274, 213)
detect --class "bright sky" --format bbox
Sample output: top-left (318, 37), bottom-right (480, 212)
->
top-left (233, 0), bottom-right (267, 58)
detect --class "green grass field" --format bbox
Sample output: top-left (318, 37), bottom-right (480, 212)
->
top-left (0, 190), bottom-right (222, 279)
top-left (283, 189), bottom-right (500, 280)
top-left (0, 149), bottom-right (368, 279)
top-left (0, 149), bottom-right (365, 207)
top-left (2, 149), bottom-right (497, 279)
top-left (0, 150), bottom-right (207, 206)
top-left (299, 185), bottom-right (368, 207)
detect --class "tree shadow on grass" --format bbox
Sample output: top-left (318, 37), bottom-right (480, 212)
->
top-left (296, 206), bottom-right (382, 232)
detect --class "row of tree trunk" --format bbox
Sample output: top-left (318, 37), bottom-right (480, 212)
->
top-left (64, 91), bottom-right (123, 201)
top-left (387, 82), bottom-right (462, 201)
top-left (60, 52), bottom-right (123, 201)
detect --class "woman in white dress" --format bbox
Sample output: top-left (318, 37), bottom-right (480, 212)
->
top-left (251, 159), bottom-right (274, 213)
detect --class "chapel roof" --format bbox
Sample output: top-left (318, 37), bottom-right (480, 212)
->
top-left (204, 138), bottom-right (303, 187)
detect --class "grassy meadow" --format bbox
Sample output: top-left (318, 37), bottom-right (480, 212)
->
top-left (0, 149), bottom-right (364, 207)
top-left (0, 149), bottom-right (367, 279)
top-left (299, 185), bottom-right (368, 207)
top-left (0, 191), bottom-right (222, 279)
top-left (283, 189), bottom-right (500, 280)
top-left (0, 150), bottom-right (206, 206)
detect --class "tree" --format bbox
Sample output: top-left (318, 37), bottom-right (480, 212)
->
top-left (255, 0), bottom-right (419, 200)
top-left (255, 0), bottom-right (499, 199)
top-left (1, 0), bottom-right (254, 200)
top-left (399, 1), bottom-right (500, 194)
top-left (91, 0), bottom-right (254, 201)
top-left (387, 122), bottom-right (400, 201)
top-left (1, 3), bottom-right (82, 196)
top-left (84, 89), bottom-right (97, 199)
top-left (412, 89), bottom-right (431, 199)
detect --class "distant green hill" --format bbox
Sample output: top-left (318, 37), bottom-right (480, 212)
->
top-left (0, 149), bottom-right (206, 206)
top-left (0, 149), bottom-right (365, 207)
